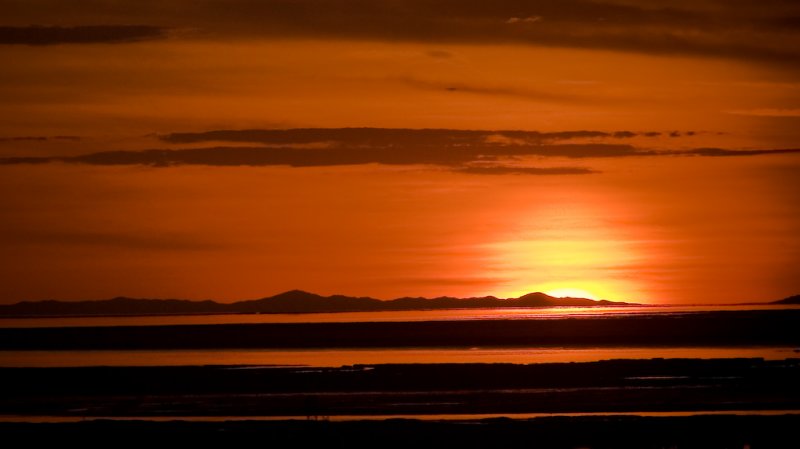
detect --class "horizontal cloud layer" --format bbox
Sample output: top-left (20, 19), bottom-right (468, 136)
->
top-left (5, 1), bottom-right (799, 65)
top-left (1, 128), bottom-right (797, 171)
top-left (160, 128), bottom-right (668, 146)
top-left (454, 166), bottom-right (597, 176)
top-left (0, 26), bottom-right (167, 45)
top-left (0, 135), bottom-right (81, 142)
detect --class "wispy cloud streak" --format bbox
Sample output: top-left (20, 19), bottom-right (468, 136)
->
top-left (0, 26), bottom-right (167, 45)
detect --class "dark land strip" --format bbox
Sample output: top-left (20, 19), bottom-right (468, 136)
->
top-left (2, 359), bottom-right (799, 417)
top-left (2, 415), bottom-right (800, 448)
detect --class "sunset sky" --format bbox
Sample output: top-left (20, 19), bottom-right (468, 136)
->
top-left (1, 0), bottom-right (799, 304)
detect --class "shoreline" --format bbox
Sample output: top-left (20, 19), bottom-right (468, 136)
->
top-left (4, 409), bottom-right (800, 423)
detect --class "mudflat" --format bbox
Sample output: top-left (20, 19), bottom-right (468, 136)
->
top-left (2, 359), bottom-right (799, 417)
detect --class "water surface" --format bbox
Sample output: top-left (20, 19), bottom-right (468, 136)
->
top-left (2, 304), bottom-right (797, 328)
top-left (1, 346), bottom-right (795, 368)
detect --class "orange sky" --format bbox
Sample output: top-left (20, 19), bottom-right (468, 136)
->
top-left (1, 1), bottom-right (799, 304)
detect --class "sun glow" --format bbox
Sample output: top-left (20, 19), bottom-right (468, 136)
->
top-left (544, 288), bottom-right (598, 299)
top-left (485, 186), bottom-right (648, 303)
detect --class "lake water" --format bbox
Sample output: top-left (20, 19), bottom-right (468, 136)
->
top-left (1, 346), bottom-right (796, 368)
top-left (2, 304), bottom-right (797, 328)
top-left (2, 305), bottom-right (797, 368)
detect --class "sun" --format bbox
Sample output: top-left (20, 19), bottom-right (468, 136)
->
top-left (543, 288), bottom-right (598, 299)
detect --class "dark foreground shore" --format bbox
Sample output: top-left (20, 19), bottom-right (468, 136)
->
top-left (3, 415), bottom-right (799, 448)
top-left (3, 359), bottom-right (799, 417)
top-left (4, 310), bottom-right (799, 447)
top-left (5, 359), bottom-right (799, 447)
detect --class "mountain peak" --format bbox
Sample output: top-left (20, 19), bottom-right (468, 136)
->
top-left (516, 292), bottom-right (553, 300)
top-left (270, 290), bottom-right (322, 300)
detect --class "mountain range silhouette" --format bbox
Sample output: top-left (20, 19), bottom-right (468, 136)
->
top-left (0, 290), bottom-right (635, 317)
top-left (772, 294), bottom-right (800, 305)
top-left (2, 291), bottom-right (796, 317)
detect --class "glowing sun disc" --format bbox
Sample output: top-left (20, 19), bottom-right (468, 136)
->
top-left (544, 288), bottom-right (597, 299)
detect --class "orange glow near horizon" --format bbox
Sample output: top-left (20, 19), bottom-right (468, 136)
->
top-left (0, 154), bottom-right (797, 305)
top-left (542, 288), bottom-right (598, 300)
top-left (483, 183), bottom-right (649, 303)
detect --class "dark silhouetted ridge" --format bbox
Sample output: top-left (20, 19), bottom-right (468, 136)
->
top-left (772, 294), bottom-right (800, 305)
top-left (0, 291), bottom-right (636, 317)
top-left (0, 297), bottom-right (226, 316)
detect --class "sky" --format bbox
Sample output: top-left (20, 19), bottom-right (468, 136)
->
top-left (1, 0), bottom-right (799, 304)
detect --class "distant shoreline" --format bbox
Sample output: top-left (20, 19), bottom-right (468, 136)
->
top-left (3, 290), bottom-right (797, 319)
top-left (0, 290), bottom-right (639, 318)
top-left (3, 415), bottom-right (799, 447)
top-left (0, 305), bottom-right (652, 320)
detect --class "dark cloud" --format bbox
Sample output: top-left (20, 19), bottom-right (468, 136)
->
top-left (400, 78), bottom-right (585, 103)
top-left (2, 129), bottom-right (796, 169)
top-left (513, 144), bottom-right (641, 158)
top-left (6, 1), bottom-right (798, 65)
top-left (159, 128), bottom-right (664, 146)
top-left (767, 14), bottom-right (800, 29)
top-left (677, 148), bottom-right (800, 157)
top-left (0, 157), bottom-right (52, 165)
top-left (163, 127), bottom-right (503, 146)
top-left (0, 26), bottom-right (167, 45)
top-left (455, 166), bottom-right (597, 175)
top-left (0, 145), bottom-right (637, 168)
top-left (0, 135), bottom-right (81, 143)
